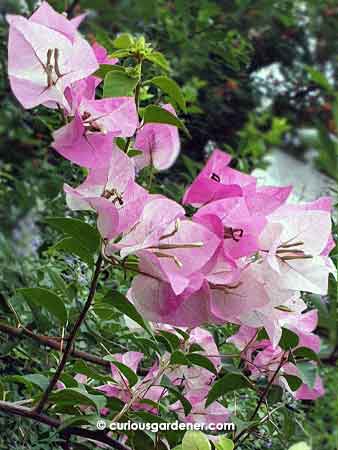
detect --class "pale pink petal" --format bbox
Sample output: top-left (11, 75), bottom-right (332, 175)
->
top-left (134, 104), bottom-right (180, 171)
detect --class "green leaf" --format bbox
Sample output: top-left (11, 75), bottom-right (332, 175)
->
top-left (22, 374), bottom-right (50, 390)
top-left (158, 330), bottom-right (181, 349)
top-left (52, 237), bottom-right (94, 267)
top-left (206, 373), bottom-right (251, 407)
top-left (288, 443), bottom-right (311, 450)
top-left (187, 353), bottom-right (217, 375)
top-left (49, 387), bottom-right (106, 412)
top-left (103, 357), bottom-right (138, 387)
top-left (109, 49), bottom-right (132, 58)
top-left (131, 411), bottom-right (168, 424)
top-left (46, 217), bottom-right (100, 254)
top-left (161, 375), bottom-right (192, 415)
top-left (18, 288), bottom-right (67, 324)
top-left (215, 437), bottom-right (235, 450)
top-left (149, 76), bottom-right (186, 112)
top-left (182, 431), bottom-right (211, 450)
top-left (113, 33), bottom-right (134, 49)
top-left (142, 105), bottom-right (190, 137)
top-left (279, 328), bottom-right (299, 350)
top-left (115, 137), bottom-right (127, 151)
top-left (73, 360), bottom-right (111, 383)
top-left (305, 66), bottom-right (333, 93)
top-left (127, 149), bottom-right (143, 157)
top-left (58, 414), bottom-right (103, 430)
top-left (146, 51), bottom-right (170, 71)
top-left (267, 385), bottom-right (283, 404)
top-left (94, 64), bottom-right (125, 79)
top-left (103, 71), bottom-right (139, 97)
top-left (46, 268), bottom-right (72, 302)
top-left (170, 350), bottom-right (189, 365)
top-left (284, 374), bottom-right (302, 391)
top-left (107, 291), bottom-right (154, 337)
top-left (4, 374), bottom-right (49, 391)
top-left (296, 361), bottom-right (317, 388)
top-left (292, 347), bottom-right (319, 362)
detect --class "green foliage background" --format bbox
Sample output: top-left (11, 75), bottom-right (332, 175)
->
top-left (0, 1), bottom-right (337, 449)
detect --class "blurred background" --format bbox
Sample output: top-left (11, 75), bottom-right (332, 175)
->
top-left (0, 1), bottom-right (337, 449)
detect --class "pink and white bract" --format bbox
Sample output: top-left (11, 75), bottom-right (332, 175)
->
top-left (7, 2), bottom-right (98, 110)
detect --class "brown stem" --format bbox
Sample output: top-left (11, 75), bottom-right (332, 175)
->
top-left (35, 253), bottom-right (103, 414)
top-left (0, 400), bottom-right (131, 450)
top-left (250, 352), bottom-right (287, 420)
top-left (234, 351), bottom-right (288, 445)
top-left (0, 321), bottom-right (110, 369)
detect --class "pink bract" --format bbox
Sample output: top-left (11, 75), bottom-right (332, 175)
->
top-left (7, 2), bottom-right (98, 110)
top-left (134, 104), bottom-right (180, 171)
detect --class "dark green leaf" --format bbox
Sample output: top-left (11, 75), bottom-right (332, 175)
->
top-left (107, 291), bottom-right (154, 337)
top-left (305, 66), bottom-right (333, 93)
top-left (206, 373), bottom-right (251, 407)
top-left (170, 350), bottom-right (189, 365)
top-left (279, 328), bottom-right (299, 350)
top-left (161, 375), bottom-right (192, 415)
top-left (284, 374), bottom-right (302, 391)
top-left (103, 357), bottom-right (138, 387)
top-left (18, 288), bottom-right (67, 324)
top-left (73, 360), bottom-right (111, 383)
top-left (292, 347), bottom-right (319, 362)
top-left (50, 387), bottom-right (106, 412)
top-left (46, 268), bottom-right (72, 302)
top-left (4, 374), bottom-right (49, 391)
top-left (187, 353), bottom-right (217, 375)
top-left (46, 217), bottom-right (100, 254)
top-left (127, 149), bottom-right (143, 157)
top-left (52, 237), bottom-right (94, 266)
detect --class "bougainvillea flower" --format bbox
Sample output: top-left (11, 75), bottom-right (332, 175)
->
top-left (52, 112), bottom-right (115, 167)
top-left (64, 147), bottom-right (148, 238)
top-left (119, 217), bottom-right (220, 297)
top-left (64, 42), bottom-right (117, 111)
top-left (183, 149), bottom-right (255, 207)
top-left (7, 3), bottom-right (98, 109)
top-left (66, 43), bottom-right (119, 108)
top-left (195, 197), bottom-right (267, 258)
top-left (236, 291), bottom-right (306, 347)
top-left (209, 265), bottom-right (270, 322)
top-left (167, 327), bottom-right (220, 391)
top-left (91, 42), bottom-right (118, 83)
top-left (228, 328), bottom-right (324, 400)
top-left (52, 97), bottom-right (137, 167)
top-left (97, 352), bottom-right (165, 413)
top-left (107, 197), bottom-right (185, 258)
top-left (128, 277), bottom-right (220, 327)
top-left (293, 373), bottom-right (325, 400)
top-left (29, 2), bottom-right (78, 40)
top-left (141, 219), bottom-right (220, 294)
top-left (244, 184), bottom-right (292, 216)
top-left (258, 209), bottom-right (333, 294)
top-left (170, 388), bottom-right (230, 425)
top-left (134, 104), bottom-right (180, 171)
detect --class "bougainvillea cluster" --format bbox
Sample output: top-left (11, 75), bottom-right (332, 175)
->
top-left (7, 1), bottom-right (336, 429)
